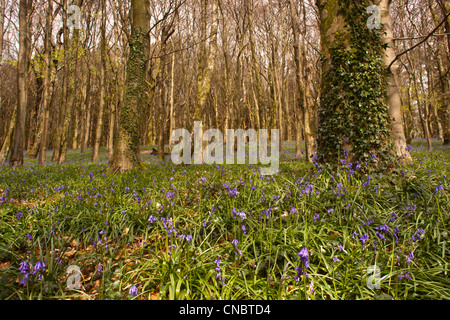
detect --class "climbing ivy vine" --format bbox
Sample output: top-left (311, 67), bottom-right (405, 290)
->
top-left (317, 0), bottom-right (395, 170)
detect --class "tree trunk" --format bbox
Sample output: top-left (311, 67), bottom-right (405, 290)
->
top-left (110, 0), bottom-right (149, 172)
top-left (192, 0), bottom-right (219, 163)
top-left (0, 104), bottom-right (16, 164)
top-left (0, 0), bottom-right (6, 113)
top-left (168, 51), bottom-right (175, 149)
top-left (80, 68), bottom-right (91, 153)
top-left (10, 0), bottom-right (30, 167)
top-left (246, 0), bottom-right (262, 131)
top-left (316, 0), bottom-right (394, 166)
top-left (290, 0), bottom-right (313, 163)
top-left (92, 0), bottom-right (107, 162)
top-left (38, 0), bottom-right (53, 166)
top-left (439, 0), bottom-right (450, 145)
top-left (378, 0), bottom-right (412, 161)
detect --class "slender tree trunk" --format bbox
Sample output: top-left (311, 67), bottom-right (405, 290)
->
top-left (290, 0), bottom-right (313, 163)
top-left (52, 0), bottom-right (69, 162)
top-left (378, 0), bottom-right (412, 161)
top-left (439, 0), bottom-right (450, 145)
top-left (10, 0), bottom-right (30, 167)
top-left (0, 104), bottom-right (16, 164)
top-left (0, 0), bottom-right (6, 114)
top-left (38, 0), bottom-right (53, 166)
top-left (0, 0), bottom-right (4, 63)
top-left (246, 0), bottom-right (262, 130)
top-left (219, 0), bottom-right (231, 141)
top-left (192, 0), bottom-right (219, 162)
top-left (80, 68), bottom-right (91, 153)
top-left (169, 50), bottom-right (175, 149)
top-left (92, 0), bottom-right (107, 161)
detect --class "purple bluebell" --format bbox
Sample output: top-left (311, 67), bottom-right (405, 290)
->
top-left (19, 261), bottom-right (29, 273)
top-left (128, 285), bottom-right (138, 296)
top-left (33, 261), bottom-right (46, 274)
top-left (19, 273), bottom-right (29, 286)
top-left (360, 234), bottom-right (369, 246)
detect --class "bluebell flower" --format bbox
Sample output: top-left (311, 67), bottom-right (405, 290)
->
top-left (298, 247), bottom-right (309, 268)
top-left (406, 251), bottom-right (414, 263)
top-left (97, 264), bottom-right (103, 275)
top-left (398, 271), bottom-right (411, 280)
top-left (360, 234), bottom-right (369, 246)
top-left (313, 214), bottom-right (320, 223)
top-left (214, 257), bottom-right (225, 285)
top-left (128, 285), bottom-right (138, 296)
top-left (33, 261), bottom-right (46, 274)
top-left (19, 273), bottom-right (29, 286)
top-left (19, 261), bottom-right (29, 273)
top-left (229, 188), bottom-right (239, 197)
top-left (232, 208), bottom-right (246, 221)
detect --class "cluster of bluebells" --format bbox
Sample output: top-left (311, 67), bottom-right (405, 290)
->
top-left (18, 260), bottom-right (47, 286)
top-left (294, 247), bottom-right (309, 282)
top-left (398, 271), bottom-right (412, 280)
top-left (128, 285), bottom-right (138, 297)
top-left (352, 231), bottom-right (370, 247)
top-left (407, 205), bottom-right (417, 217)
top-left (261, 207), bottom-right (272, 219)
top-left (223, 183), bottom-right (239, 197)
top-left (214, 257), bottom-right (225, 286)
top-left (374, 224), bottom-right (389, 242)
top-left (232, 208), bottom-right (248, 234)
top-left (332, 181), bottom-right (347, 197)
top-left (231, 239), bottom-right (242, 257)
top-left (412, 228), bottom-right (425, 242)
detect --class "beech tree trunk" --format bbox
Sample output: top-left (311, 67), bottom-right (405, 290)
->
top-left (38, 0), bottom-right (53, 166)
top-left (92, 0), bottom-right (107, 161)
top-left (378, 0), bottom-right (412, 161)
top-left (110, 0), bottom-right (149, 172)
top-left (10, 0), bottom-right (31, 167)
top-left (290, 0), bottom-right (313, 163)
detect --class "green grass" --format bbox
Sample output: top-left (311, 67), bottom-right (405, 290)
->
top-left (0, 139), bottom-right (448, 300)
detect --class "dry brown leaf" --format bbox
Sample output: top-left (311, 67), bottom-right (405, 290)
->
top-left (151, 292), bottom-right (160, 300)
top-left (64, 247), bottom-right (77, 258)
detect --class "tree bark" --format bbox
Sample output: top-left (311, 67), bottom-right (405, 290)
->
top-left (10, 0), bottom-right (31, 167)
top-left (0, 0), bottom-right (5, 113)
top-left (110, 0), bottom-right (149, 172)
top-left (290, 0), bottom-right (313, 163)
top-left (38, 0), bottom-right (53, 166)
top-left (0, 104), bottom-right (16, 164)
top-left (378, 0), bottom-right (412, 161)
top-left (439, 0), bottom-right (450, 145)
top-left (192, 0), bottom-right (219, 163)
top-left (92, 0), bottom-right (107, 161)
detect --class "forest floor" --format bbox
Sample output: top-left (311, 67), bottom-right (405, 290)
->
top-left (0, 139), bottom-right (448, 300)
